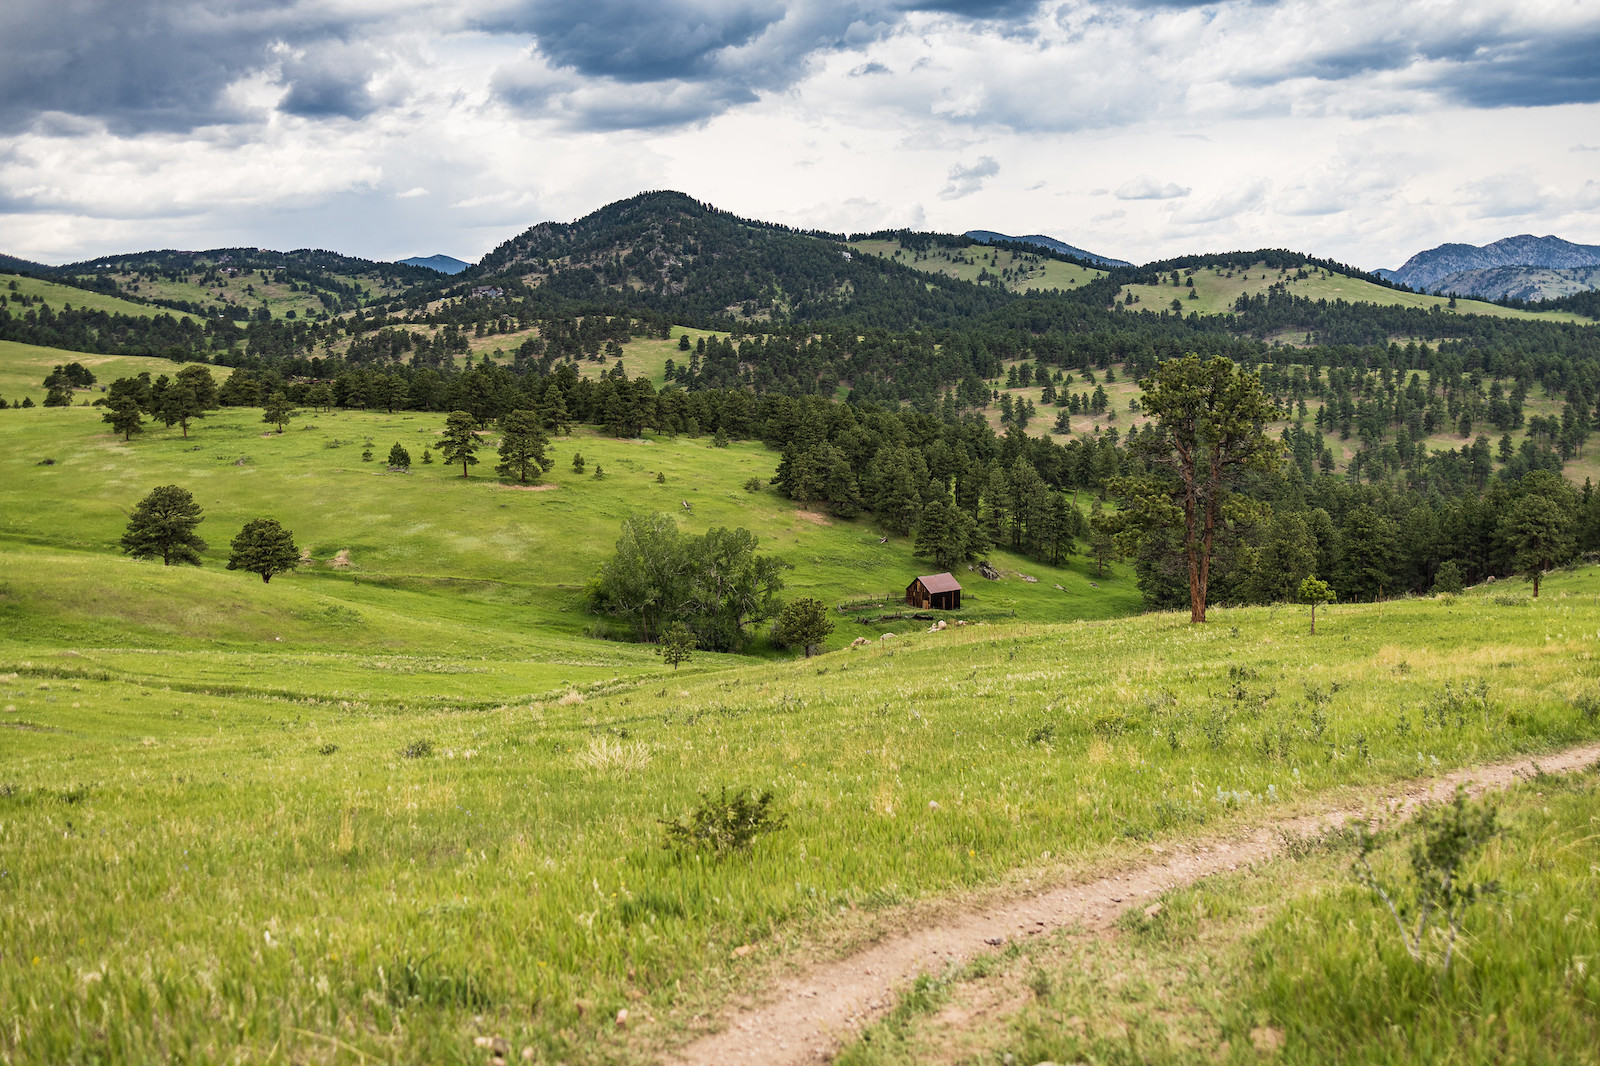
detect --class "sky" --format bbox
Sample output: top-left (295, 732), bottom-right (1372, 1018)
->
top-left (1, 0), bottom-right (1598, 271)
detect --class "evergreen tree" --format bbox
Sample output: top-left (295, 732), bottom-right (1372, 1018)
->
top-left (776, 597), bottom-right (834, 657)
top-left (1298, 575), bottom-right (1335, 634)
top-left (441, 410), bottom-right (480, 477)
top-left (1109, 355), bottom-right (1280, 623)
top-left (174, 365), bottom-right (218, 409)
top-left (496, 409), bottom-right (554, 483)
top-left (1088, 498), bottom-right (1119, 577)
top-left (261, 391), bottom-right (294, 433)
top-left (1500, 493), bottom-right (1575, 599)
top-left (658, 622), bottom-right (697, 670)
top-left (571, 451), bottom-right (586, 474)
top-left (121, 485), bottom-right (207, 566)
top-left (226, 518), bottom-right (299, 583)
top-left (158, 383), bottom-right (202, 437)
top-left (388, 443), bottom-right (411, 468)
top-left (103, 397), bottom-right (144, 441)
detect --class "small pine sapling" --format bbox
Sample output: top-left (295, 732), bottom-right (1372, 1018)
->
top-left (1299, 575), bottom-right (1335, 634)
top-left (658, 622), bottom-right (696, 670)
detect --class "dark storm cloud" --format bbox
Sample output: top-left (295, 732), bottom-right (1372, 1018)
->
top-left (481, 0), bottom-right (1047, 128)
top-left (3, 0), bottom-right (1598, 138)
top-left (480, 0), bottom-right (787, 83)
top-left (1425, 30), bottom-right (1600, 109)
top-left (0, 0), bottom-right (392, 134)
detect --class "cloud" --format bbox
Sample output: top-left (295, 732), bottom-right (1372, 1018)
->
top-left (850, 61), bottom-right (891, 76)
top-left (1115, 176), bottom-right (1190, 200)
top-left (1172, 179), bottom-right (1271, 225)
top-left (940, 155), bottom-right (999, 199)
top-left (396, 186), bottom-right (430, 198)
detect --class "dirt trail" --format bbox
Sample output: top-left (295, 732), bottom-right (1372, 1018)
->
top-left (668, 741), bottom-right (1600, 1066)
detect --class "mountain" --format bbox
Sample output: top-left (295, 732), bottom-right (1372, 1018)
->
top-left (1378, 235), bottom-right (1600, 295)
top-left (399, 253), bottom-right (471, 274)
top-left (964, 230), bottom-right (1131, 268)
top-left (1427, 264), bottom-right (1600, 303)
top-left (476, 190), bottom-right (1019, 328)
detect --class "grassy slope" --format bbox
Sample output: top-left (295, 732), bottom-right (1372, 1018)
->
top-left (0, 340), bottom-right (193, 403)
top-left (849, 240), bottom-right (1104, 293)
top-left (2, 271), bottom-right (196, 321)
top-left (1118, 262), bottom-right (1591, 324)
top-left (0, 399), bottom-right (1142, 654)
top-left (2, 573), bottom-right (1597, 1063)
top-left (73, 268), bottom-right (408, 321)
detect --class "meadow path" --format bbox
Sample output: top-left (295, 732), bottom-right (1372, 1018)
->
top-left (667, 740), bottom-right (1600, 1066)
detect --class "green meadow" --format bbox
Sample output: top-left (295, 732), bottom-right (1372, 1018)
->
top-left (4, 561), bottom-right (1599, 1064)
top-left (1, 272), bottom-right (196, 322)
top-left (1116, 262), bottom-right (1592, 323)
top-left (4, 339), bottom-right (1599, 1064)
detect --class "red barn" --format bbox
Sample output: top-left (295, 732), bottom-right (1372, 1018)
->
top-left (906, 572), bottom-right (962, 610)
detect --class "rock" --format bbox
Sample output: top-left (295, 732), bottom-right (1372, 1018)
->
top-left (880, 632), bottom-right (896, 641)
top-left (574, 997), bottom-right (594, 1017)
top-left (850, 636), bottom-right (870, 648)
top-left (1250, 1026), bottom-right (1285, 1053)
top-left (928, 800), bottom-right (940, 810)
top-left (984, 936), bottom-right (1005, 946)
top-left (732, 944), bottom-right (753, 957)
top-left (615, 1008), bottom-right (629, 1027)
top-left (521, 1050), bottom-right (536, 1062)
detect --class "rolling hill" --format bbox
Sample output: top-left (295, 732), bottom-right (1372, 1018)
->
top-left (965, 229), bottom-right (1131, 268)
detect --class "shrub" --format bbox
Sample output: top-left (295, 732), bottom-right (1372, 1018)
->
top-left (743, 476), bottom-right (763, 493)
top-left (660, 786), bottom-right (786, 857)
top-left (399, 739), bottom-right (433, 759)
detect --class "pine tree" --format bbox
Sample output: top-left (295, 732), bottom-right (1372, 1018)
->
top-left (495, 409), bottom-right (553, 483)
top-left (441, 410), bottom-right (480, 478)
top-left (658, 622), bottom-right (697, 670)
top-left (776, 598), bottom-right (834, 657)
top-left (261, 391), bottom-right (294, 433)
top-left (103, 397), bottom-right (144, 441)
top-left (121, 485), bottom-right (207, 566)
top-left (157, 383), bottom-right (202, 437)
top-left (387, 443), bottom-right (411, 469)
top-left (226, 518), bottom-right (299, 583)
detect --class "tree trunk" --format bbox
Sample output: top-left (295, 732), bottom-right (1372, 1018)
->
top-left (1310, 604), bottom-right (1316, 635)
top-left (1532, 571), bottom-right (1541, 598)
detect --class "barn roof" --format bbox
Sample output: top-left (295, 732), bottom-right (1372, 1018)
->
top-left (916, 572), bottom-right (962, 593)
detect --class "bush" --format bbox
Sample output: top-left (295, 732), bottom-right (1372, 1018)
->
top-left (660, 786), bottom-right (786, 857)
top-left (743, 477), bottom-right (763, 493)
top-left (1433, 559), bottom-right (1465, 594)
top-left (399, 739), bottom-right (434, 759)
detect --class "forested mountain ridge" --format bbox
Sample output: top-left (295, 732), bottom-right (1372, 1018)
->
top-left (469, 190), bottom-right (1021, 330)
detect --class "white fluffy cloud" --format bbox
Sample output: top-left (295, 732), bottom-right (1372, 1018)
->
top-left (1, 0), bottom-right (1597, 267)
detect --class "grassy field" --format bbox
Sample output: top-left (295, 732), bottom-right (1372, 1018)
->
top-left (0, 340), bottom-right (193, 405)
top-left (848, 240), bottom-right (1104, 293)
top-left (3, 565), bottom-right (1598, 1064)
top-left (839, 759), bottom-right (1600, 1066)
top-left (1116, 262), bottom-right (1592, 324)
top-left (2, 272), bottom-right (195, 322)
top-left (0, 394), bottom-right (1143, 653)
